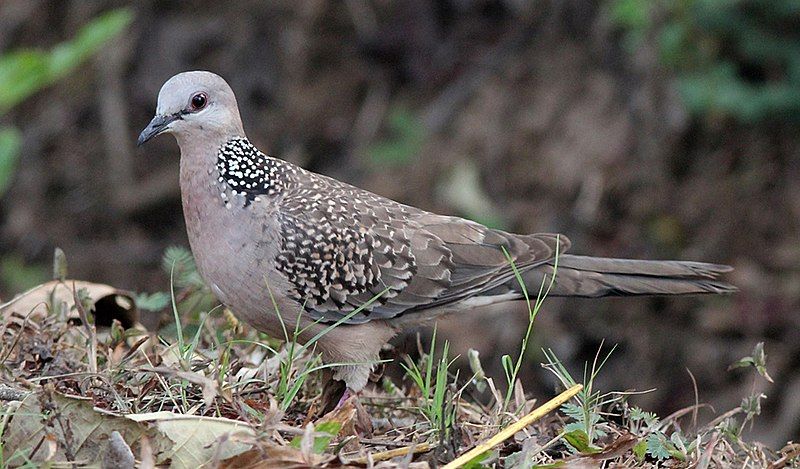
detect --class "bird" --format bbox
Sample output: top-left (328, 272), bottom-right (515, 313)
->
top-left (138, 71), bottom-right (735, 409)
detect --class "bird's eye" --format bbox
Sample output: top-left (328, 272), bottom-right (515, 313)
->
top-left (190, 92), bottom-right (207, 110)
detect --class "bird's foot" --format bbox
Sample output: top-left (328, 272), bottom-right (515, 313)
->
top-left (333, 387), bottom-right (373, 436)
top-left (334, 387), bottom-right (355, 409)
top-left (320, 377), bottom-right (373, 436)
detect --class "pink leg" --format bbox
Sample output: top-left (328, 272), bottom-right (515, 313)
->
top-left (334, 387), bottom-right (354, 409)
top-left (331, 387), bottom-right (373, 435)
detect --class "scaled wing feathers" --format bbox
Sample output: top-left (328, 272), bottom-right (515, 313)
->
top-left (274, 169), bottom-right (567, 323)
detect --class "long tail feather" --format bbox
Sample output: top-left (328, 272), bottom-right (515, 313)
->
top-left (518, 254), bottom-right (736, 298)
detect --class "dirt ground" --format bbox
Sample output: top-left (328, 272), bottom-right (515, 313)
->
top-left (1, 0), bottom-right (798, 448)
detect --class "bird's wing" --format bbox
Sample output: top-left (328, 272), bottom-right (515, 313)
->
top-left (274, 170), bottom-right (570, 324)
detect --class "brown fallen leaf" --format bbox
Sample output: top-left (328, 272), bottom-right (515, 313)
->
top-left (217, 446), bottom-right (331, 469)
top-left (317, 400), bottom-right (359, 453)
top-left (2, 388), bottom-right (161, 466)
top-left (103, 430), bottom-right (135, 469)
top-left (126, 411), bottom-right (257, 466)
top-left (316, 399), bottom-right (356, 429)
top-left (0, 279), bottom-right (139, 329)
top-left (588, 431), bottom-right (639, 461)
top-left (3, 388), bottom-right (265, 468)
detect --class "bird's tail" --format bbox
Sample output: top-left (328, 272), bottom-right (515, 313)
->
top-left (517, 254), bottom-right (736, 298)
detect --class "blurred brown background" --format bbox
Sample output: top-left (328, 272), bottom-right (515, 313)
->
top-left (1, 0), bottom-right (798, 446)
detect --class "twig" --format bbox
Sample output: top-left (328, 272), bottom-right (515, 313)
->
top-left (357, 437), bottom-right (413, 448)
top-left (659, 403), bottom-right (713, 432)
top-left (687, 367), bottom-right (700, 430)
top-left (72, 282), bottom-right (97, 374)
top-left (767, 443), bottom-right (800, 469)
top-left (704, 407), bottom-right (742, 431)
top-left (442, 384), bottom-right (583, 469)
top-left (696, 431), bottom-right (720, 469)
top-left (343, 442), bottom-right (434, 465)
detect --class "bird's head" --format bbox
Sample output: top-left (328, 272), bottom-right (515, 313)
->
top-left (138, 71), bottom-right (244, 147)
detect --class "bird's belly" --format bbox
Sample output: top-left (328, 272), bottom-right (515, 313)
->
top-left (182, 193), bottom-right (298, 335)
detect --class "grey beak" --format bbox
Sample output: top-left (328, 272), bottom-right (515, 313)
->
top-left (137, 113), bottom-right (180, 146)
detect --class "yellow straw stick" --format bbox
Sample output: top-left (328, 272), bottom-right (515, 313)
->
top-left (442, 384), bottom-right (583, 469)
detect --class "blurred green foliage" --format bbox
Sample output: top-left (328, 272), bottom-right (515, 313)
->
top-left (0, 8), bottom-right (133, 115)
top-left (610, 0), bottom-right (800, 122)
top-left (367, 107), bottom-right (425, 166)
top-left (0, 128), bottom-right (21, 196)
top-left (0, 8), bottom-right (132, 295)
top-left (0, 255), bottom-right (48, 295)
top-left (0, 8), bottom-right (132, 199)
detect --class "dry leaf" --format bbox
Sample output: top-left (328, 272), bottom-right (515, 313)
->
top-left (2, 389), bottom-right (159, 465)
top-left (0, 279), bottom-right (139, 329)
top-left (588, 432), bottom-right (639, 461)
top-left (126, 411), bottom-right (256, 467)
top-left (103, 430), bottom-right (135, 469)
top-left (2, 390), bottom-right (262, 468)
top-left (218, 446), bottom-right (329, 469)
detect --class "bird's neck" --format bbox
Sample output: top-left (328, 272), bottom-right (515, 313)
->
top-left (214, 137), bottom-right (288, 198)
top-left (175, 126), bottom-right (238, 161)
top-left (177, 131), bottom-right (236, 186)
top-left (180, 135), bottom-right (293, 209)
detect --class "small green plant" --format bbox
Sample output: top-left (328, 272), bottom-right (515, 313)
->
top-left (625, 342), bottom-right (776, 462)
top-left (269, 302), bottom-right (326, 412)
top-left (499, 240), bottom-right (559, 417)
top-left (542, 342), bottom-right (621, 452)
top-left (724, 341), bottom-right (773, 437)
top-left (728, 341), bottom-right (773, 383)
top-left (401, 327), bottom-right (460, 439)
top-left (150, 246), bottom-right (216, 337)
top-left (626, 406), bottom-right (696, 461)
top-left (134, 291), bottom-right (171, 312)
top-left (162, 246), bottom-right (206, 290)
top-left (289, 420), bottom-right (346, 454)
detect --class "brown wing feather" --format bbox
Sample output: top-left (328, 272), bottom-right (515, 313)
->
top-left (273, 167), bottom-right (567, 323)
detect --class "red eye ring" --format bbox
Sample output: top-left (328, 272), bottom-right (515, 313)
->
top-left (190, 92), bottom-right (207, 110)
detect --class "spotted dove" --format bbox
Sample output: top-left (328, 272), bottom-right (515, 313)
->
top-left (138, 71), bottom-right (735, 395)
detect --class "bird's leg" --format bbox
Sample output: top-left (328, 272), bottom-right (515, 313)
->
top-left (334, 387), bottom-right (355, 409)
top-left (323, 383), bottom-right (373, 436)
top-left (320, 373), bottom-right (346, 414)
top-left (344, 389), bottom-right (374, 437)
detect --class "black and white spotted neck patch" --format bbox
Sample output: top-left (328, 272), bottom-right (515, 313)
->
top-left (215, 137), bottom-right (294, 206)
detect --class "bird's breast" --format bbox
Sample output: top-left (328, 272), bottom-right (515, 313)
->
top-left (179, 163), bottom-right (298, 334)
